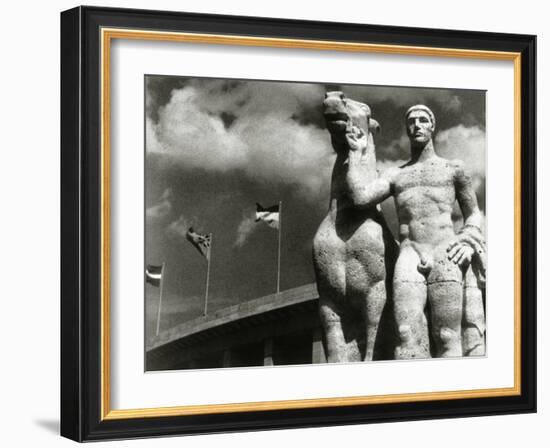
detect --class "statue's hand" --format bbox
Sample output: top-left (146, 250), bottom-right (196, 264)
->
top-left (345, 124), bottom-right (368, 153)
top-left (446, 240), bottom-right (474, 268)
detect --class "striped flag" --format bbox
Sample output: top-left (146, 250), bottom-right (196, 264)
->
top-left (145, 264), bottom-right (163, 287)
top-left (255, 203), bottom-right (280, 229)
top-left (186, 227), bottom-right (211, 260)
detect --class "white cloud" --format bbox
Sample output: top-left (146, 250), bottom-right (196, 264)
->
top-left (165, 214), bottom-right (191, 240)
top-left (436, 124), bottom-right (486, 208)
top-left (435, 124), bottom-right (486, 178)
top-left (234, 213), bottom-right (257, 248)
top-left (147, 81), bottom-right (334, 202)
top-left (147, 81), bottom-right (485, 209)
top-left (146, 188), bottom-right (172, 221)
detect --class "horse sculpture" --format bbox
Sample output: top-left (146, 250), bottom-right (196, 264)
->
top-left (313, 91), bottom-right (398, 362)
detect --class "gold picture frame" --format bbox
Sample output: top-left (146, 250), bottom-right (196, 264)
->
top-left (61, 6), bottom-right (536, 441)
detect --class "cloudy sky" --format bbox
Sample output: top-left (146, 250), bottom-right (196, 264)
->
top-left (145, 75), bottom-right (486, 339)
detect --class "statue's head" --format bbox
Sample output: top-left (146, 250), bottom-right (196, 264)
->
top-left (323, 91), bottom-right (379, 152)
top-left (405, 104), bottom-right (435, 146)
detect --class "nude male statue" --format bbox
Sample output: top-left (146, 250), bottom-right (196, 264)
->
top-left (345, 104), bottom-right (486, 358)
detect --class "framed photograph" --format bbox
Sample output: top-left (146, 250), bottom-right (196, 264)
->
top-left (60, 6), bottom-right (536, 442)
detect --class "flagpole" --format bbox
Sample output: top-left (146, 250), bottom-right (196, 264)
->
top-left (155, 262), bottom-right (165, 336)
top-left (204, 233), bottom-right (212, 316)
top-left (276, 201), bottom-right (282, 294)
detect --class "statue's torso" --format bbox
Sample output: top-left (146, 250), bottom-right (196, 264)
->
top-left (394, 156), bottom-right (458, 247)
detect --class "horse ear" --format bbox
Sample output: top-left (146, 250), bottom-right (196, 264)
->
top-left (369, 118), bottom-right (380, 134)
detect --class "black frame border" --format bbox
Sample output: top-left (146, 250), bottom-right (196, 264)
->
top-left (60, 6), bottom-right (536, 442)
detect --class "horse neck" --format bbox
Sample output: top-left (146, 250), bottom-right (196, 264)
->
top-left (329, 133), bottom-right (378, 201)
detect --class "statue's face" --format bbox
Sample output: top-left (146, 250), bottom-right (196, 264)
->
top-left (406, 109), bottom-right (434, 145)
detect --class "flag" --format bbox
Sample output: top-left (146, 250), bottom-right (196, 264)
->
top-left (186, 227), bottom-right (211, 260)
top-left (255, 203), bottom-right (280, 229)
top-left (145, 264), bottom-right (163, 287)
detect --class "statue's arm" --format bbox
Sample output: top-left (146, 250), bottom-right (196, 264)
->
top-left (340, 124), bottom-right (394, 208)
top-left (447, 160), bottom-right (486, 268)
top-left (346, 165), bottom-right (395, 208)
top-left (454, 160), bottom-right (483, 230)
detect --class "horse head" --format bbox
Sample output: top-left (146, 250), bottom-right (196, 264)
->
top-left (323, 91), bottom-right (380, 154)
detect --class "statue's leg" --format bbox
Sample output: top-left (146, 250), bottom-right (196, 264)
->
top-left (462, 267), bottom-right (486, 356)
top-left (319, 298), bottom-right (350, 363)
top-left (315, 249), bottom-right (352, 363)
top-left (393, 245), bottom-right (430, 359)
top-left (428, 247), bottom-right (464, 358)
top-left (314, 223), bottom-right (361, 363)
top-left (363, 280), bottom-right (386, 361)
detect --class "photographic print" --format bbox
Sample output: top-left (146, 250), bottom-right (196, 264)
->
top-left (61, 9), bottom-right (535, 439)
top-left (144, 76), bottom-right (486, 371)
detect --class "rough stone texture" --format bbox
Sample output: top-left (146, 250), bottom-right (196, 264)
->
top-left (462, 266), bottom-right (486, 356)
top-left (313, 92), bottom-right (398, 363)
top-left (314, 99), bottom-right (486, 361)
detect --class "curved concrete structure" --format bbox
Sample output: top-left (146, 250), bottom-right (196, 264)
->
top-left (146, 283), bottom-right (324, 370)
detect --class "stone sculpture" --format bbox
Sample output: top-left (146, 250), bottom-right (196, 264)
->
top-left (313, 92), bottom-right (398, 362)
top-left (314, 96), bottom-right (486, 361)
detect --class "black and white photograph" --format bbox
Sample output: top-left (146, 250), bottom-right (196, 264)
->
top-left (144, 76), bottom-right (487, 371)
top-left (56, 3), bottom-right (537, 443)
